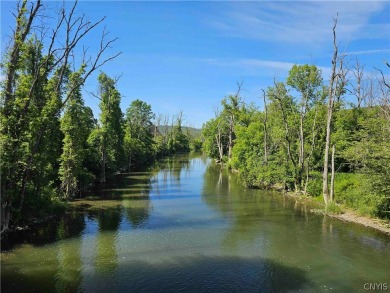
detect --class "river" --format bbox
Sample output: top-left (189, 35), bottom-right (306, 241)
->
top-left (1, 154), bottom-right (389, 292)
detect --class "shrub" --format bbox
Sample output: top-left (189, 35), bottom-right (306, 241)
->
top-left (325, 201), bottom-right (343, 215)
top-left (306, 171), bottom-right (322, 196)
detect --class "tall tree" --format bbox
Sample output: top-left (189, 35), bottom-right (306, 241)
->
top-left (1, 0), bottom-right (120, 233)
top-left (287, 64), bottom-right (323, 192)
top-left (59, 68), bottom-right (96, 198)
top-left (221, 82), bottom-right (243, 162)
top-left (169, 111), bottom-right (190, 153)
top-left (124, 99), bottom-right (155, 168)
top-left (322, 15), bottom-right (347, 204)
top-left (98, 73), bottom-right (124, 183)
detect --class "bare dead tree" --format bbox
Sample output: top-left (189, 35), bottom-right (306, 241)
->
top-left (154, 113), bottom-right (162, 140)
top-left (330, 144), bottom-right (336, 202)
top-left (351, 57), bottom-right (366, 108)
top-left (374, 63), bottom-right (390, 120)
top-left (323, 15), bottom-right (339, 205)
top-left (366, 75), bottom-right (377, 108)
top-left (225, 81), bottom-right (243, 162)
top-left (375, 62), bottom-right (390, 90)
top-left (323, 14), bottom-right (348, 204)
top-left (161, 114), bottom-right (170, 150)
top-left (213, 107), bottom-right (224, 163)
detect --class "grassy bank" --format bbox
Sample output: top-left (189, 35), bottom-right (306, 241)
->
top-left (306, 172), bottom-right (389, 218)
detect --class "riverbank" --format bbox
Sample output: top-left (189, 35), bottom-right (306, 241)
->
top-left (225, 163), bottom-right (390, 236)
top-left (329, 210), bottom-right (390, 235)
top-left (283, 191), bottom-right (390, 236)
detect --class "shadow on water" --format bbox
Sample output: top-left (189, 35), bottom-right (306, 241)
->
top-left (1, 210), bottom-right (86, 251)
top-left (2, 255), bottom-right (311, 293)
top-left (1, 154), bottom-right (195, 251)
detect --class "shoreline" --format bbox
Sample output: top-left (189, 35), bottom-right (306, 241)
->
top-left (329, 210), bottom-right (390, 235)
top-left (283, 191), bottom-right (390, 236)
top-left (225, 163), bottom-right (390, 236)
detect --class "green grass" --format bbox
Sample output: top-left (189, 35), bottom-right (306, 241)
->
top-left (325, 201), bottom-right (343, 215)
top-left (306, 172), bottom-right (388, 218)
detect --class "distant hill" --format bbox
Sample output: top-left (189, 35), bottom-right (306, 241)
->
top-left (157, 125), bottom-right (202, 138)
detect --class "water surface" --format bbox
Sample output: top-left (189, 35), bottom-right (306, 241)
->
top-left (2, 154), bottom-right (390, 292)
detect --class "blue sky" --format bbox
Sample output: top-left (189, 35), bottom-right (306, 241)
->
top-left (1, 1), bottom-right (390, 128)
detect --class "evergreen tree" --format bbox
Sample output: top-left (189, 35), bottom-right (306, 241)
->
top-left (124, 99), bottom-right (155, 168)
top-left (98, 73), bottom-right (125, 182)
top-left (59, 68), bottom-right (96, 198)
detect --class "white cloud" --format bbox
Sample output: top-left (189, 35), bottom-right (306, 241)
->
top-left (205, 1), bottom-right (389, 44)
top-left (347, 49), bottom-right (390, 55)
top-left (205, 58), bottom-right (294, 70)
top-left (204, 57), bottom-right (336, 80)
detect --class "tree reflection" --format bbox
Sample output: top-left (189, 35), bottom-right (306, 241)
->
top-left (201, 162), bottom-right (317, 253)
top-left (55, 235), bottom-right (83, 292)
top-left (93, 207), bottom-right (121, 274)
top-left (161, 155), bottom-right (190, 182)
top-left (123, 198), bottom-right (151, 228)
top-left (54, 211), bottom-right (86, 291)
top-left (56, 210), bottom-right (86, 239)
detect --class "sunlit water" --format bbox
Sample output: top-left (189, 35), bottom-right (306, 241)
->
top-left (1, 154), bottom-right (390, 292)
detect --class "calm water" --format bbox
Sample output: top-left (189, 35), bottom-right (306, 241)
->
top-left (1, 154), bottom-right (390, 292)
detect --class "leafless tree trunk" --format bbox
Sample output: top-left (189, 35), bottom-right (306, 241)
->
top-left (216, 129), bottom-right (224, 163)
top-left (352, 58), bottom-right (370, 108)
top-left (227, 82), bottom-right (243, 162)
top-left (330, 144), bottom-right (335, 202)
top-left (375, 63), bottom-right (390, 120)
top-left (214, 107), bottom-right (224, 163)
top-left (261, 89), bottom-right (268, 165)
top-left (351, 58), bottom-right (366, 108)
top-left (375, 62), bottom-right (390, 90)
top-left (323, 15), bottom-right (339, 204)
top-left (304, 103), bottom-right (319, 194)
top-left (366, 76), bottom-right (377, 108)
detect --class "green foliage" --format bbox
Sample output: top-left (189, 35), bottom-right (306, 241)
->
top-left (0, 1), bottom-right (192, 231)
top-left (59, 69), bottom-right (96, 198)
top-left (202, 117), bottom-right (227, 159)
top-left (190, 138), bottom-right (202, 151)
top-left (325, 202), bottom-right (343, 215)
top-left (98, 72), bottom-right (125, 179)
top-left (202, 64), bottom-right (389, 218)
top-left (334, 173), bottom-right (388, 217)
top-left (287, 64), bottom-right (323, 100)
top-left (1, 35), bottom-right (64, 217)
top-left (124, 99), bottom-right (155, 166)
top-left (305, 172), bottom-right (323, 196)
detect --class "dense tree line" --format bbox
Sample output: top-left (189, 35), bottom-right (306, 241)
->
top-left (202, 23), bottom-right (389, 218)
top-left (0, 0), bottom-right (191, 233)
